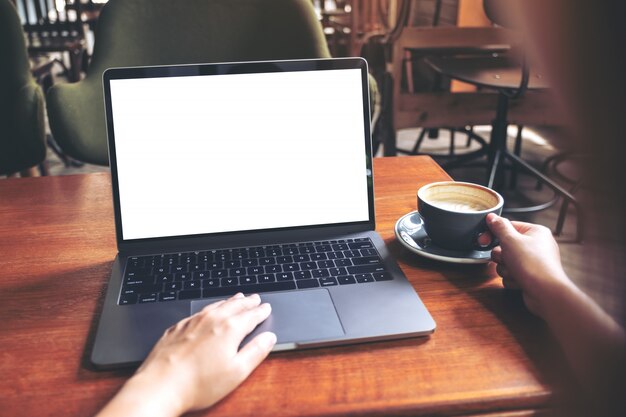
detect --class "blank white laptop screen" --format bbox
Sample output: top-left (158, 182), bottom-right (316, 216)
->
top-left (109, 68), bottom-right (370, 241)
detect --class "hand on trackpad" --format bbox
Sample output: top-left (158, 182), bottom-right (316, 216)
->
top-left (191, 289), bottom-right (345, 348)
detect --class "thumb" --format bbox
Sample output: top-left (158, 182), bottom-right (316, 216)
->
top-left (486, 213), bottom-right (518, 241)
top-left (234, 331), bottom-right (276, 379)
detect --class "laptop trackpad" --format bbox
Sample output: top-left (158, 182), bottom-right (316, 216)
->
top-left (190, 289), bottom-right (344, 347)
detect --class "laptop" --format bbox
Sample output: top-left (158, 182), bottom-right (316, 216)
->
top-left (92, 58), bottom-right (435, 368)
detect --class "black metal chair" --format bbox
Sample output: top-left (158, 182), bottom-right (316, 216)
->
top-left (425, 0), bottom-right (583, 241)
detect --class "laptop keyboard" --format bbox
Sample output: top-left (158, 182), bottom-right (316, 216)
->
top-left (119, 238), bottom-right (393, 305)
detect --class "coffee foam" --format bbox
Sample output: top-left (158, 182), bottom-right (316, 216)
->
top-left (421, 183), bottom-right (499, 213)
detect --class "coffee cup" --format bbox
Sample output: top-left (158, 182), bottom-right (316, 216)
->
top-left (417, 181), bottom-right (503, 251)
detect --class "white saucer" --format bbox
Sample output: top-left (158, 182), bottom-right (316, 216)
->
top-left (394, 211), bottom-right (492, 264)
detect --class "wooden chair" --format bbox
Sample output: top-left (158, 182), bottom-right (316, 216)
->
top-left (13, 0), bottom-right (87, 82)
top-left (381, 0), bottom-right (520, 157)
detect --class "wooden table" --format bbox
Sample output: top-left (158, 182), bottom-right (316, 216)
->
top-left (0, 156), bottom-right (575, 416)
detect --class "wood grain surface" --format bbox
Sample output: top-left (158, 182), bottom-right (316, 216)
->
top-left (0, 156), bottom-right (576, 416)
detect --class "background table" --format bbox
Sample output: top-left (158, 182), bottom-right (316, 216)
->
top-left (0, 156), bottom-right (576, 416)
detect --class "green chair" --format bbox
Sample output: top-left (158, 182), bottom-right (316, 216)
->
top-left (46, 0), bottom-right (338, 166)
top-left (0, 0), bottom-right (46, 176)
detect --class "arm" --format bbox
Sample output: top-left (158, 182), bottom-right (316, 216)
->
top-left (486, 214), bottom-right (625, 414)
top-left (96, 293), bottom-right (276, 417)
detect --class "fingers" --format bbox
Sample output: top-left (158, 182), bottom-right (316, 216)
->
top-left (230, 302), bottom-right (272, 338)
top-left (491, 246), bottom-right (503, 263)
top-left (234, 331), bottom-right (277, 379)
top-left (486, 213), bottom-right (518, 241)
top-left (496, 263), bottom-right (508, 278)
top-left (495, 263), bottom-right (521, 290)
top-left (502, 276), bottom-right (521, 290)
top-left (212, 293), bottom-right (262, 317)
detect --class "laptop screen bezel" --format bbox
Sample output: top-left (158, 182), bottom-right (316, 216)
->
top-left (102, 58), bottom-right (376, 253)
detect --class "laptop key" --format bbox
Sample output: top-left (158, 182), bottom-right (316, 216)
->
top-left (329, 267), bottom-right (347, 276)
top-left (155, 274), bottom-right (174, 283)
top-left (225, 260), bottom-right (241, 269)
top-left (359, 248), bottom-right (378, 257)
top-left (355, 274), bottom-right (374, 283)
top-left (283, 263), bottom-right (300, 272)
top-left (164, 282), bottom-right (183, 291)
top-left (258, 274), bottom-right (275, 283)
top-left (184, 280), bottom-right (201, 290)
top-left (315, 245), bottom-right (332, 253)
top-left (294, 271), bottom-right (312, 280)
top-left (202, 281), bottom-right (296, 298)
top-left (348, 242), bottom-right (374, 250)
top-left (125, 277), bottom-right (154, 286)
top-left (175, 272), bottom-right (192, 281)
top-left (207, 261), bottom-right (223, 270)
top-left (293, 254), bottom-right (310, 262)
top-left (260, 257), bottom-right (275, 266)
top-left (178, 290), bottom-right (202, 300)
top-left (282, 247), bottom-right (298, 255)
top-left (240, 276), bottom-right (257, 285)
top-left (276, 272), bottom-right (293, 281)
top-left (296, 279), bottom-right (320, 289)
top-left (335, 259), bottom-right (352, 267)
top-left (193, 271), bottom-right (210, 280)
top-left (119, 293), bottom-right (138, 305)
top-left (159, 292), bottom-right (177, 302)
top-left (373, 272), bottom-right (393, 281)
top-left (242, 259), bottom-right (258, 267)
top-left (153, 266), bottom-right (169, 274)
top-left (211, 269), bottom-right (227, 278)
top-left (138, 293), bottom-right (158, 303)
top-left (319, 277), bottom-right (338, 287)
top-left (342, 250), bottom-right (360, 258)
top-left (310, 253), bottom-right (328, 261)
top-left (229, 268), bottom-right (246, 277)
top-left (221, 278), bottom-right (238, 286)
top-left (337, 275), bottom-right (356, 285)
top-left (300, 262), bottom-right (317, 270)
top-left (347, 264), bottom-right (386, 274)
top-left (202, 279), bottom-right (219, 288)
top-left (316, 260), bottom-right (334, 269)
top-left (311, 269), bottom-right (330, 278)
top-left (265, 265), bottom-right (282, 273)
top-left (352, 256), bottom-right (382, 265)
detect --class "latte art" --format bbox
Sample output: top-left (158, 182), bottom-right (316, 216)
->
top-left (428, 199), bottom-right (490, 212)
top-left (418, 183), bottom-right (501, 213)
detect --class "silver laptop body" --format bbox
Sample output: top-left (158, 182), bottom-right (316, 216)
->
top-left (92, 58), bottom-right (435, 368)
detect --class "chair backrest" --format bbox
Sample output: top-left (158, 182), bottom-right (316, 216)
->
top-left (0, 0), bottom-right (31, 92)
top-left (86, 0), bottom-right (330, 77)
top-left (0, 0), bottom-right (46, 175)
top-left (14, 0), bottom-right (85, 45)
top-left (46, 0), bottom-right (331, 165)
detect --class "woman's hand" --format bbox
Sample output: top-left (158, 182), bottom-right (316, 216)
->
top-left (485, 213), bottom-right (573, 317)
top-left (97, 293), bottom-right (276, 417)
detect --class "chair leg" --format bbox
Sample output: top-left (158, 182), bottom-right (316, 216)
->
top-left (509, 125), bottom-right (523, 189)
top-left (505, 151), bottom-right (583, 242)
top-left (449, 129), bottom-right (456, 155)
top-left (410, 128), bottom-right (428, 154)
top-left (466, 126), bottom-right (473, 147)
top-left (487, 149), bottom-right (502, 189)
